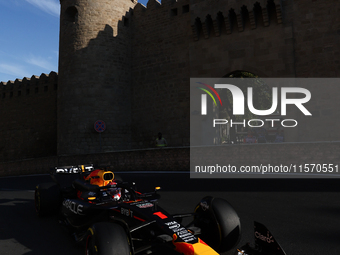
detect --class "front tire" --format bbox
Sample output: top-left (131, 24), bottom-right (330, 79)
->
top-left (85, 222), bottom-right (131, 255)
top-left (194, 196), bottom-right (241, 253)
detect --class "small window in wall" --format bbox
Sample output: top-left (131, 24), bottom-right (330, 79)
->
top-left (26, 89), bottom-right (30, 95)
top-left (44, 86), bottom-right (48, 92)
top-left (2, 93), bottom-right (5, 99)
top-left (10, 91), bottom-right (13, 98)
top-left (35, 87), bottom-right (39, 94)
top-left (171, 8), bottom-right (178, 16)
top-left (194, 17), bottom-right (203, 38)
top-left (18, 91), bottom-right (21, 96)
top-left (65, 6), bottom-right (78, 23)
top-left (267, 0), bottom-right (277, 25)
top-left (182, 5), bottom-right (189, 14)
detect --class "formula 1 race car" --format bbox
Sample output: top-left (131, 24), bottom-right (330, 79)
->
top-left (34, 165), bottom-right (286, 255)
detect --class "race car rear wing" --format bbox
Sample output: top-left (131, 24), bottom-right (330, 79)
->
top-left (50, 164), bottom-right (95, 188)
top-left (54, 164), bottom-right (94, 174)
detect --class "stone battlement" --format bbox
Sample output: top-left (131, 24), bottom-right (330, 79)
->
top-left (131, 0), bottom-right (282, 41)
top-left (0, 71), bottom-right (58, 99)
top-left (0, 71), bottom-right (58, 162)
top-left (133, 0), bottom-right (189, 13)
top-left (190, 0), bottom-right (283, 40)
top-left (2, 0), bottom-right (340, 165)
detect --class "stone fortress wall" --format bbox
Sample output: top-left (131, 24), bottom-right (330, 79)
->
top-left (1, 0), bottom-right (340, 168)
top-left (0, 72), bottom-right (58, 162)
top-left (129, 0), bottom-right (340, 147)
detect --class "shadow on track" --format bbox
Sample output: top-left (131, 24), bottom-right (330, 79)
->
top-left (0, 191), bottom-right (82, 255)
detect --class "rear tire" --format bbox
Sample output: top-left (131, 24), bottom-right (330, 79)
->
top-left (35, 182), bottom-right (61, 217)
top-left (85, 222), bottom-right (131, 255)
top-left (194, 196), bottom-right (241, 253)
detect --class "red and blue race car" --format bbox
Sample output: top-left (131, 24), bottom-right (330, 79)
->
top-left (35, 165), bottom-right (286, 255)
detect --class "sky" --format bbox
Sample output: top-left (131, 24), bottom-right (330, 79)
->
top-left (0, 0), bottom-right (148, 83)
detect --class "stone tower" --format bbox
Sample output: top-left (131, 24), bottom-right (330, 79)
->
top-left (58, 0), bottom-right (137, 155)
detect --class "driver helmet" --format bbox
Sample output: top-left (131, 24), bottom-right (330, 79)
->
top-left (109, 188), bottom-right (122, 201)
top-left (85, 169), bottom-right (114, 187)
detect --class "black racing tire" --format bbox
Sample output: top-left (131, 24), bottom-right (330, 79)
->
top-left (85, 222), bottom-right (131, 255)
top-left (194, 196), bottom-right (241, 253)
top-left (35, 182), bottom-right (61, 217)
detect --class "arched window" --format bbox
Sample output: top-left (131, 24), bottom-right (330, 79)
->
top-left (220, 71), bottom-right (276, 143)
top-left (65, 6), bottom-right (78, 23)
top-left (224, 70), bottom-right (258, 78)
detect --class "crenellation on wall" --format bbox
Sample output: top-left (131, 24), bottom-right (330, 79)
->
top-left (0, 71), bottom-right (58, 162)
top-left (146, 0), bottom-right (161, 9)
top-left (2, 0), bottom-right (340, 165)
top-left (134, 3), bottom-right (147, 14)
top-left (191, 0), bottom-right (283, 40)
top-left (133, 0), bottom-right (190, 18)
top-left (0, 71), bottom-right (58, 100)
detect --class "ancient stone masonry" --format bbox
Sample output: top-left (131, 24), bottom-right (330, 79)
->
top-left (0, 72), bottom-right (58, 162)
top-left (1, 0), bottom-right (340, 165)
top-left (129, 0), bottom-right (192, 149)
top-left (191, 0), bottom-right (283, 40)
top-left (58, 0), bottom-right (137, 156)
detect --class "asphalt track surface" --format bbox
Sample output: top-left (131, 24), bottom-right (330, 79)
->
top-left (1, 172), bottom-right (340, 255)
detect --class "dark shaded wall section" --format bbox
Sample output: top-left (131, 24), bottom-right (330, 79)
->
top-left (1, 143), bottom-right (339, 177)
top-left (0, 72), bottom-right (58, 162)
top-left (131, 0), bottom-right (191, 149)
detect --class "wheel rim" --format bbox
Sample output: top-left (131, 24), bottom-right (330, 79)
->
top-left (85, 235), bottom-right (97, 255)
